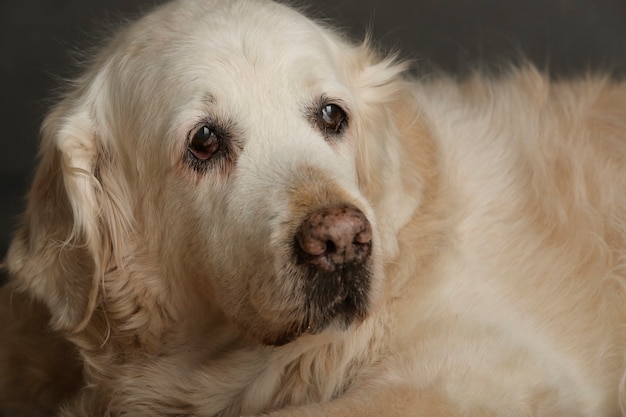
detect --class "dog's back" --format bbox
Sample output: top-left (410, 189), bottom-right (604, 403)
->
top-left (399, 68), bottom-right (626, 415)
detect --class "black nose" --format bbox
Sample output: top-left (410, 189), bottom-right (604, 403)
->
top-left (295, 204), bottom-right (372, 272)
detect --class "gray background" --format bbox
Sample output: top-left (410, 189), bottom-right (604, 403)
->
top-left (1, 0), bottom-right (626, 273)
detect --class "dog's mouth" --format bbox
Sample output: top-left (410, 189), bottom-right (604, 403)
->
top-left (258, 204), bottom-right (374, 346)
top-left (303, 261), bottom-right (371, 324)
top-left (260, 269), bottom-right (371, 346)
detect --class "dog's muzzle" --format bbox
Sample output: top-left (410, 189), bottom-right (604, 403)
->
top-left (291, 203), bottom-right (373, 337)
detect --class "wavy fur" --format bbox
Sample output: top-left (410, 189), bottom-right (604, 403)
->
top-left (1, 1), bottom-right (626, 416)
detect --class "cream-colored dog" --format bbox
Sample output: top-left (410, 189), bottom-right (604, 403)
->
top-left (1, 0), bottom-right (626, 416)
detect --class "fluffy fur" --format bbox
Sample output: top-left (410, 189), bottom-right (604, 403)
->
top-left (1, 0), bottom-right (626, 416)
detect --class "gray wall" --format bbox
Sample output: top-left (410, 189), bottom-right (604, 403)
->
top-left (1, 0), bottom-right (626, 264)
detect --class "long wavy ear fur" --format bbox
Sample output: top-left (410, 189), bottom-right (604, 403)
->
top-left (6, 90), bottom-right (133, 332)
top-left (350, 40), bottom-right (438, 259)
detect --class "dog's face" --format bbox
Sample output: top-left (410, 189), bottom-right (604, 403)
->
top-left (159, 8), bottom-right (373, 345)
top-left (148, 0), bottom-right (383, 345)
top-left (8, 0), bottom-right (423, 346)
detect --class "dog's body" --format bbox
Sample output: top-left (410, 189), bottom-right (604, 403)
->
top-left (2, 0), bottom-right (626, 416)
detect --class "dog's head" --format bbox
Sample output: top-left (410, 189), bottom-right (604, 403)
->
top-left (7, 0), bottom-right (430, 345)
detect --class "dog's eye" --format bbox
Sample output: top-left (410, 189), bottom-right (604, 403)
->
top-left (188, 125), bottom-right (219, 161)
top-left (318, 104), bottom-right (347, 135)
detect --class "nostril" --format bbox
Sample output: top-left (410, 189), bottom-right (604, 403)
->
top-left (298, 233), bottom-right (327, 256)
top-left (355, 227), bottom-right (372, 245)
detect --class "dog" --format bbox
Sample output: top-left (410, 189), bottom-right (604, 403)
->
top-left (1, 0), bottom-right (626, 415)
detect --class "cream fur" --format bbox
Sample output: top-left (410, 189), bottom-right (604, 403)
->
top-left (1, 0), bottom-right (626, 416)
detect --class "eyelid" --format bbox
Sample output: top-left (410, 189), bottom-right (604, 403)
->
top-left (318, 96), bottom-right (349, 113)
top-left (187, 119), bottom-right (217, 141)
top-left (308, 97), bottom-right (350, 126)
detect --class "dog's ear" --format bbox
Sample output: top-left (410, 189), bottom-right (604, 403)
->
top-left (6, 96), bottom-right (133, 333)
top-left (351, 42), bottom-right (439, 259)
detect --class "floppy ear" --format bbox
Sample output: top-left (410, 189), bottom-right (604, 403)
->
top-left (351, 43), bottom-right (439, 259)
top-left (6, 97), bottom-right (133, 332)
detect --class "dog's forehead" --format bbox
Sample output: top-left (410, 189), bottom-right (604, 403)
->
top-left (134, 0), bottom-right (342, 77)
top-left (102, 0), bottom-right (355, 143)
top-left (182, 1), bottom-right (345, 91)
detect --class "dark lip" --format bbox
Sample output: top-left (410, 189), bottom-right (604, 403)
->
top-left (253, 249), bottom-right (373, 346)
top-left (259, 286), bottom-right (366, 347)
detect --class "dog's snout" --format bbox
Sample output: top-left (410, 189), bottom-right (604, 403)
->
top-left (296, 205), bottom-right (372, 272)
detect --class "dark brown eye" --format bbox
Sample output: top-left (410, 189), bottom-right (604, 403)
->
top-left (318, 103), bottom-right (347, 135)
top-left (188, 125), bottom-right (219, 161)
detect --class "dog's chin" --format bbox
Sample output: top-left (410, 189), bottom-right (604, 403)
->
top-left (251, 262), bottom-right (374, 347)
top-left (257, 308), bottom-right (367, 347)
